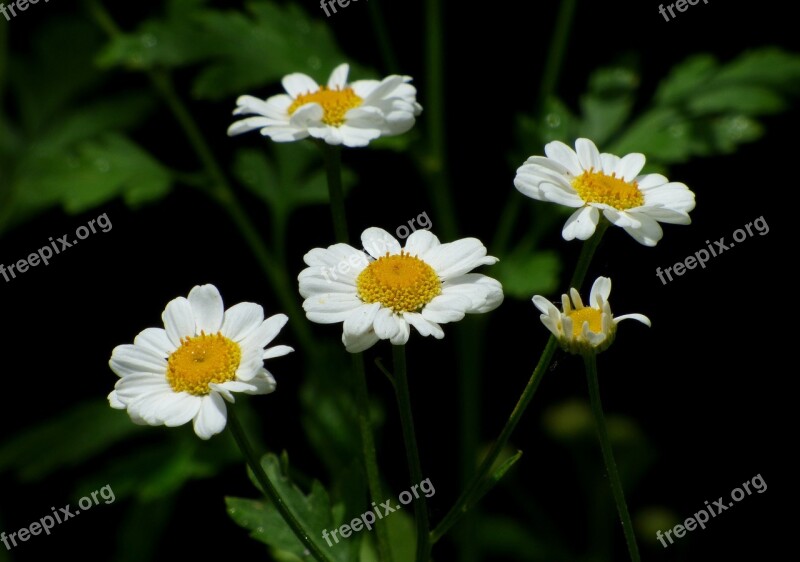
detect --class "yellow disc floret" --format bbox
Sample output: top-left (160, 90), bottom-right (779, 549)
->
top-left (167, 332), bottom-right (241, 396)
top-left (357, 251), bottom-right (441, 313)
top-left (566, 307), bottom-right (603, 337)
top-left (288, 86), bottom-right (363, 126)
top-left (572, 170), bottom-right (644, 210)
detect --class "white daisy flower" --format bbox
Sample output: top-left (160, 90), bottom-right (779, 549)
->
top-left (108, 284), bottom-right (294, 440)
top-left (514, 138), bottom-right (696, 246)
top-left (532, 277), bottom-right (650, 355)
top-left (298, 228), bottom-right (504, 353)
top-left (227, 63), bottom-right (422, 148)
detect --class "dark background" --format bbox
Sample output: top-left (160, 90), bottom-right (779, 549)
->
top-left (0, 0), bottom-right (794, 560)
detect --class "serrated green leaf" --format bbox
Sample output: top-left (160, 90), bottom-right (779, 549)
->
top-left (608, 108), bottom-right (693, 163)
top-left (494, 251), bottom-right (561, 300)
top-left (654, 53), bottom-right (718, 105)
top-left (226, 453), bottom-right (356, 562)
top-left (233, 143), bottom-right (355, 214)
top-left (579, 95), bottom-right (634, 145)
top-left (687, 85), bottom-right (785, 115)
top-left (711, 47), bottom-right (800, 93)
top-left (191, 2), bottom-right (369, 100)
top-left (9, 18), bottom-right (105, 134)
top-left (14, 133), bottom-right (172, 215)
top-left (97, 1), bottom-right (369, 100)
top-left (0, 401), bottom-right (144, 482)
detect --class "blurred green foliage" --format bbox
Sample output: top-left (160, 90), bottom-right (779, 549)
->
top-left (1, 1), bottom-right (798, 561)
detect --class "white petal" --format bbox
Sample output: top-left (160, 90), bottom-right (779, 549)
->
top-left (289, 103), bottom-right (324, 128)
top-left (263, 345), bottom-right (294, 360)
top-left (108, 391), bottom-right (125, 409)
top-left (158, 394), bottom-right (202, 427)
top-left (336, 124), bottom-right (382, 147)
top-left (403, 312), bottom-right (444, 339)
top-left (162, 296), bottom-right (195, 347)
top-left (615, 313), bottom-right (652, 327)
top-left (343, 330), bottom-right (380, 353)
top-left (540, 182), bottom-right (585, 207)
top-left (424, 238), bottom-right (497, 280)
top-left (562, 206), bottom-right (599, 241)
top-left (343, 303), bottom-right (382, 336)
top-left (420, 293), bottom-right (471, 324)
top-left (389, 318), bottom-right (411, 345)
top-left (110, 344), bottom-right (167, 377)
top-left (637, 206), bottom-right (692, 225)
top-left (373, 308), bottom-right (401, 340)
top-left (241, 313), bottom-right (289, 351)
top-left (133, 328), bottom-right (174, 358)
top-left (544, 140), bottom-right (582, 176)
top-left (569, 288), bottom-right (584, 309)
top-left (636, 173), bottom-right (669, 190)
top-left (615, 153), bottom-right (646, 182)
top-left (589, 277), bottom-right (612, 307)
top-left (404, 229), bottom-right (441, 256)
top-left (362, 227), bottom-right (401, 258)
top-left (282, 73), bottom-right (319, 97)
top-left (188, 284), bottom-right (224, 334)
top-left (303, 293), bottom-right (364, 324)
top-left (532, 295), bottom-right (559, 316)
top-left (193, 393), bottom-right (228, 440)
top-left (222, 302), bottom-right (265, 341)
top-left (621, 213), bottom-right (664, 246)
top-left (327, 63), bottom-right (350, 89)
top-left (442, 274), bottom-right (504, 313)
top-left (602, 208), bottom-right (642, 229)
top-left (575, 138), bottom-right (602, 172)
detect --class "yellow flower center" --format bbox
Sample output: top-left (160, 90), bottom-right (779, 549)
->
top-left (572, 170), bottom-right (644, 210)
top-left (567, 308), bottom-right (603, 338)
top-left (166, 332), bottom-right (241, 396)
top-left (287, 86), bottom-right (363, 126)
top-left (356, 252), bottom-right (442, 313)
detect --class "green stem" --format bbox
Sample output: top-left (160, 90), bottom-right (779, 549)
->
top-left (320, 143), bottom-right (349, 243)
top-left (422, 0), bottom-right (457, 240)
top-left (538, 0), bottom-right (578, 110)
top-left (492, 0), bottom-right (579, 255)
top-left (568, 218), bottom-right (609, 290)
top-left (227, 407), bottom-right (335, 562)
top-left (583, 353), bottom-right (641, 562)
top-left (431, 335), bottom-right (558, 543)
top-left (431, 224), bottom-right (607, 542)
top-left (320, 140), bottom-right (392, 560)
top-left (393, 345), bottom-right (430, 562)
top-left (456, 321), bottom-right (482, 562)
top-left (84, 0), bottom-right (315, 354)
top-left (352, 356), bottom-right (394, 562)
top-left (368, 0), bottom-right (400, 74)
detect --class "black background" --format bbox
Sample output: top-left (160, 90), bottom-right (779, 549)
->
top-left (0, 0), bottom-right (795, 560)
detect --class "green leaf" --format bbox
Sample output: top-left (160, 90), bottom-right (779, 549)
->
top-left (233, 143), bottom-right (355, 215)
top-left (493, 250), bottom-right (561, 300)
top-left (97, 0), bottom-right (370, 100)
top-left (687, 85), bottom-right (785, 115)
top-left (578, 65), bottom-right (639, 144)
top-left (0, 401), bottom-right (144, 482)
top-left (470, 450), bottom-right (523, 509)
top-left (226, 453), bottom-right (356, 562)
top-left (9, 17), bottom-right (105, 134)
top-left (14, 133), bottom-right (172, 215)
top-left (654, 53), bottom-right (718, 105)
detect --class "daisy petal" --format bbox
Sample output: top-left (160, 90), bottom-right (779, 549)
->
top-left (163, 296), bottom-right (195, 347)
top-left (562, 206), bottom-right (600, 241)
top-left (193, 393), bottom-right (228, 440)
top-left (188, 284), bottom-right (224, 334)
top-left (222, 302), bottom-right (265, 341)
